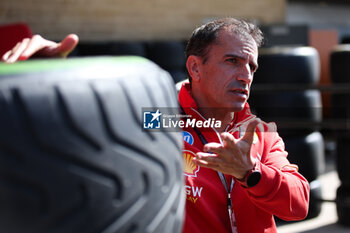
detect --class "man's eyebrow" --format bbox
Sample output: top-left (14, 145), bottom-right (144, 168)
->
top-left (224, 54), bottom-right (258, 69)
top-left (224, 53), bottom-right (243, 59)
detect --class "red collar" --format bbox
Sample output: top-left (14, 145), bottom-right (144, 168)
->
top-left (178, 81), bottom-right (254, 132)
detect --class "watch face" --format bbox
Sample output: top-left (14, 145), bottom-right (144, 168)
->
top-left (247, 171), bottom-right (262, 187)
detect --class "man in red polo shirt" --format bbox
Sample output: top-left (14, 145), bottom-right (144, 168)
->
top-left (178, 18), bottom-right (309, 233)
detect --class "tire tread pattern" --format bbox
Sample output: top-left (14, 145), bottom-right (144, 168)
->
top-left (0, 57), bottom-right (184, 233)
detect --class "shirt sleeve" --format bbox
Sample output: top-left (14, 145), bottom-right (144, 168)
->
top-left (241, 122), bottom-right (310, 221)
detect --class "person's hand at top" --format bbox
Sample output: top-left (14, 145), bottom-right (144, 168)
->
top-left (2, 34), bottom-right (79, 63)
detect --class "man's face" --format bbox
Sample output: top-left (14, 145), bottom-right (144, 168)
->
top-left (194, 28), bottom-right (258, 112)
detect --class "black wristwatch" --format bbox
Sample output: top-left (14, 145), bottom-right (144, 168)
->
top-left (237, 164), bottom-right (261, 188)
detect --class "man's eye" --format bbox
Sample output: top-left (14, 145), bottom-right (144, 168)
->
top-left (227, 58), bottom-right (238, 63)
top-left (250, 64), bottom-right (257, 73)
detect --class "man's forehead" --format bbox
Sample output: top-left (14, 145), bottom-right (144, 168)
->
top-left (216, 29), bottom-right (258, 56)
top-left (220, 27), bottom-right (256, 46)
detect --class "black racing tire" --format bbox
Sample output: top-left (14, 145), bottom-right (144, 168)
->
top-left (336, 184), bottom-right (350, 226)
top-left (283, 132), bottom-right (325, 182)
top-left (331, 94), bottom-right (350, 120)
top-left (330, 45), bottom-right (350, 83)
top-left (259, 25), bottom-right (309, 48)
top-left (76, 42), bottom-right (113, 56)
top-left (341, 37), bottom-right (350, 44)
top-left (307, 179), bottom-right (322, 219)
top-left (77, 42), bottom-right (146, 57)
top-left (109, 42), bottom-right (146, 57)
top-left (146, 41), bottom-right (186, 70)
top-left (169, 69), bottom-right (187, 84)
top-left (0, 56), bottom-right (184, 233)
top-left (336, 136), bottom-right (350, 184)
top-left (255, 46), bottom-right (320, 84)
top-left (249, 90), bottom-right (322, 133)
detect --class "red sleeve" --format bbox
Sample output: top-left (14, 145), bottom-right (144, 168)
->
top-left (242, 123), bottom-right (310, 220)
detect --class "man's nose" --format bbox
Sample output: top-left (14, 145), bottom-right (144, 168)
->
top-left (236, 64), bottom-right (253, 84)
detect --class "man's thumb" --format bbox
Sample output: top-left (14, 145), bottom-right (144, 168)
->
top-left (241, 118), bottom-right (260, 145)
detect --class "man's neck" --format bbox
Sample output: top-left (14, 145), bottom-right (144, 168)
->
top-left (190, 87), bottom-right (235, 132)
top-left (197, 107), bottom-right (234, 132)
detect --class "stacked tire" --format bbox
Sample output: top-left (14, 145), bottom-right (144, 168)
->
top-left (331, 45), bottom-right (350, 226)
top-left (73, 40), bottom-right (188, 84)
top-left (0, 56), bottom-right (185, 233)
top-left (250, 46), bottom-right (325, 219)
top-left (146, 41), bottom-right (187, 83)
top-left (76, 41), bottom-right (146, 57)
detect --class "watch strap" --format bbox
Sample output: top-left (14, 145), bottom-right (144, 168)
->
top-left (237, 161), bottom-right (261, 188)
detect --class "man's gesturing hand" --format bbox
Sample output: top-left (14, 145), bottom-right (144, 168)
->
top-left (193, 119), bottom-right (260, 179)
top-left (2, 34), bottom-right (79, 63)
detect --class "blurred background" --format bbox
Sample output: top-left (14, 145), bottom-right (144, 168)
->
top-left (1, 0), bottom-right (350, 232)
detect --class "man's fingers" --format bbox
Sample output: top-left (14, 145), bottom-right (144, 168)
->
top-left (2, 49), bottom-right (12, 61)
top-left (194, 152), bottom-right (221, 165)
top-left (20, 34), bottom-right (54, 60)
top-left (3, 40), bottom-right (23, 62)
top-left (203, 142), bottom-right (223, 153)
top-left (39, 34), bottom-right (79, 58)
top-left (6, 38), bottom-right (31, 63)
top-left (220, 132), bottom-right (236, 147)
top-left (4, 41), bottom-right (22, 61)
top-left (241, 119), bottom-right (260, 145)
top-left (56, 34), bottom-right (79, 57)
top-left (196, 152), bottom-right (217, 159)
top-left (2, 34), bottom-right (80, 63)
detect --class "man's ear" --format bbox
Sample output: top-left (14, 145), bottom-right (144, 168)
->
top-left (186, 55), bottom-right (201, 83)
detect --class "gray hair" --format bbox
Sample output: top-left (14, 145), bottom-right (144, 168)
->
top-left (185, 18), bottom-right (263, 84)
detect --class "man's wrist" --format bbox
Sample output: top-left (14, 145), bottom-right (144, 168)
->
top-left (237, 162), bottom-right (261, 188)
